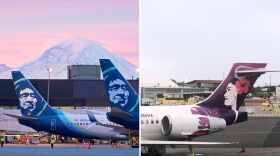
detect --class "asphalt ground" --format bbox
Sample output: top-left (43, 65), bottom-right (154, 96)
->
top-left (0, 144), bottom-right (139, 156)
top-left (164, 147), bottom-right (280, 156)
top-left (194, 117), bottom-right (280, 148)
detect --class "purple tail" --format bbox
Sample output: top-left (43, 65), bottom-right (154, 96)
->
top-left (191, 63), bottom-right (267, 125)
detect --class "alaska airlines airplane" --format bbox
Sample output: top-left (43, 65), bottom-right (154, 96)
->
top-left (99, 59), bottom-right (139, 130)
top-left (5, 71), bottom-right (127, 140)
top-left (141, 63), bottom-right (278, 155)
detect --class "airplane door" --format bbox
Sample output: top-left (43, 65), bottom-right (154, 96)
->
top-left (51, 119), bottom-right (56, 131)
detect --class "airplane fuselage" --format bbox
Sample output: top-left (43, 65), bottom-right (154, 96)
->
top-left (19, 110), bottom-right (127, 140)
top-left (141, 105), bottom-right (226, 141)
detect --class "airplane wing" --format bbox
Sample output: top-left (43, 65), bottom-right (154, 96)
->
top-left (94, 122), bottom-right (139, 136)
top-left (141, 140), bottom-right (238, 145)
top-left (86, 111), bottom-right (129, 133)
top-left (107, 107), bottom-right (133, 119)
top-left (4, 113), bottom-right (38, 121)
top-left (95, 122), bottom-right (125, 130)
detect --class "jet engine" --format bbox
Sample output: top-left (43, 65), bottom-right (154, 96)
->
top-left (161, 114), bottom-right (226, 139)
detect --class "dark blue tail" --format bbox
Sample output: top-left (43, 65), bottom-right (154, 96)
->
top-left (99, 59), bottom-right (139, 113)
top-left (12, 71), bottom-right (55, 117)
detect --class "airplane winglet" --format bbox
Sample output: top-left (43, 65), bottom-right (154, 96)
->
top-left (86, 111), bottom-right (99, 123)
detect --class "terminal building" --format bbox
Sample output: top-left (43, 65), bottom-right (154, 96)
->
top-left (141, 87), bottom-right (210, 100)
top-left (0, 79), bottom-right (138, 109)
top-left (0, 65), bottom-right (139, 133)
top-left (185, 80), bottom-right (222, 91)
top-left (141, 79), bottom-right (221, 102)
top-left (0, 65), bottom-right (139, 109)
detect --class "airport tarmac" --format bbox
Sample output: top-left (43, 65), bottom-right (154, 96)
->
top-left (194, 117), bottom-right (280, 148)
top-left (0, 144), bottom-right (138, 156)
top-left (164, 147), bottom-right (280, 156)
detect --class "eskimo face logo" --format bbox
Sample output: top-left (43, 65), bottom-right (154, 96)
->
top-left (19, 88), bottom-right (37, 116)
top-left (108, 79), bottom-right (129, 107)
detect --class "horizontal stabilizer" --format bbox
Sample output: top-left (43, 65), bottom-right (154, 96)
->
top-left (141, 140), bottom-right (238, 145)
top-left (4, 113), bottom-right (38, 121)
top-left (108, 107), bottom-right (133, 119)
top-left (236, 68), bottom-right (280, 74)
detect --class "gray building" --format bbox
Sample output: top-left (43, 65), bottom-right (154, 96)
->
top-left (186, 80), bottom-right (222, 90)
top-left (141, 87), bottom-right (210, 100)
top-left (67, 65), bottom-right (101, 80)
top-left (0, 79), bottom-right (138, 109)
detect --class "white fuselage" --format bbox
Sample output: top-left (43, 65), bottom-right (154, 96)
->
top-left (47, 110), bottom-right (127, 140)
top-left (141, 105), bottom-right (226, 141)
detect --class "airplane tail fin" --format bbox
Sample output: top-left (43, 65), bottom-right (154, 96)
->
top-left (99, 59), bottom-right (139, 113)
top-left (193, 63), bottom-right (272, 125)
top-left (12, 71), bottom-right (55, 117)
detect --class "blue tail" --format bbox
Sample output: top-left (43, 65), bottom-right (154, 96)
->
top-left (99, 59), bottom-right (139, 113)
top-left (12, 71), bottom-right (55, 117)
top-left (99, 59), bottom-right (139, 130)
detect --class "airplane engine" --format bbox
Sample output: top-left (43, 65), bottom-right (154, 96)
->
top-left (161, 115), bottom-right (173, 136)
top-left (161, 115), bottom-right (226, 139)
top-left (161, 114), bottom-right (194, 138)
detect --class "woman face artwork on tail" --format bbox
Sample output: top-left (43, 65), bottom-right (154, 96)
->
top-left (224, 83), bottom-right (237, 110)
top-left (224, 77), bottom-right (251, 124)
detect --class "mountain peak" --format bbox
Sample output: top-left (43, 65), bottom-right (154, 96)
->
top-left (0, 38), bottom-right (138, 79)
top-left (0, 64), bottom-right (11, 73)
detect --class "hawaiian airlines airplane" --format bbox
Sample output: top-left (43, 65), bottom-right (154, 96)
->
top-left (5, 71), bottom-right (128, 140)
top-left (99, 59), bottom-right (139, 130)
top-left (141, 63), bottom-right (278, 155)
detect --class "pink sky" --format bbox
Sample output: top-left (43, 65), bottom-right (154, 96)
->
top-left (0, 1), bottom-right (138, 67)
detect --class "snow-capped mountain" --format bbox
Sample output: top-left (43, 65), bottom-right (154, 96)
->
top-left (0, 64), bottom-right (11, 73)
top-left (0, 38), bottom-right (138, 79)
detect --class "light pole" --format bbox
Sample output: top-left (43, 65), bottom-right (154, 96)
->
top-left (47, 67), bottom-right (53, 104)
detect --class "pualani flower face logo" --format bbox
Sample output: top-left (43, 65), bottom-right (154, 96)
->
top-left (19, 88), bottom-right (38, 116)
top-left (235, 79), bottom-right (250, 95)
top-left (224, 78), bottom-right (250, 110)
top-left (108, 78), bottom-right (129, 107)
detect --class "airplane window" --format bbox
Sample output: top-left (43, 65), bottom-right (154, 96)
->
top-left (141, 120), bottom-right (144, 124)
top-left (86, 123), bottom-right (88, 125)
top-left (156, 120), bottom-right (159, 124)
top-left (146, 120), bottom-right (149, 124)
top-left (83, 123), bottom-right (85, 125)
top-left (151, 120), bottom-right (154, 124)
